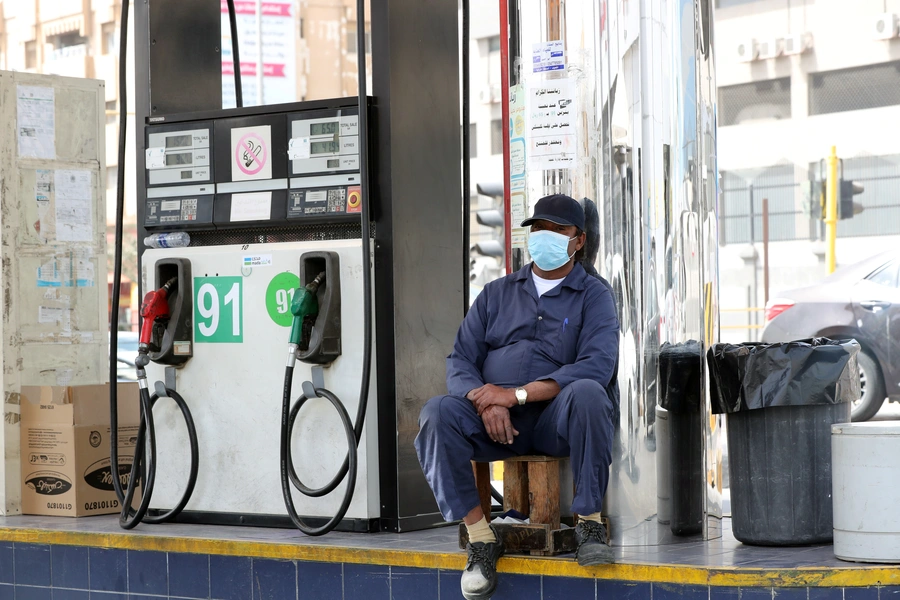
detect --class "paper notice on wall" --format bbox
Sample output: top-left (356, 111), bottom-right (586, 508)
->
top-left (36, 249), bottom-right (95, 288)
top-left (34, 169), bottom-right (53, 242)
top-left (38, 306), bottom-right (65, 324)
top-left (54, 170), bottom-right (93, 242)
top-left (17, 86), bottom-right (56, 159)
top-left (532, 40), bottom-right (565, 73)
top-left (55, 369), bottom-right (73, 386)
top-left (527, 79), bottom-right (577, 170)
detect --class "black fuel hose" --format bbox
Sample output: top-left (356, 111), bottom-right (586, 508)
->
top-left (226, 0), bottom-right (243, 107)
top-left (279, 0), bottom-right (373, 536)
top-left (119, 384), bottom-right (200, 529)
top-left (108, 0), bottom-right (200, 528)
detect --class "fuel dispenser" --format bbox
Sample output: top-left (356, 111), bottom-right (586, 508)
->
top-left (133, 101), bottom-right (381, 531)
top-left (113, 0), bottom-right (463, 535)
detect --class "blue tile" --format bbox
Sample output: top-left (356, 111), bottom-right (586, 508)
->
top-left (210, 555), bottom-right (251, 600)
top-left (89, 593), bottom-right (125, 600)
top-left (15, 543), bottom-right (51, 587)
top-left (543, 576), bottom-right (593, 600)
top-left (89, 548), bottom-right (127, 592)
top-left (653, 583), bottom-right (709, 600)
top-left (16, 586), bottom-right (52, 600)
top-left (129, 595), bottom-right (164, 600)
top-left (168, 553), bottom-right (208, 599)
top-left (389, 567), bottom-right (438, 600)
top-left (739, 589), bottom-right (774, 600)
top-left (596, 581), bottom-right (651, 599)
top-left (295, 561), bottom-right (341, 600)
top-left (252, 558), bottom-right (296, 600)
top-left (774, 589), bottom-right (807, 600)
top-left (808, 589), bottom-right (844, 600)
top-left (845, 588), bottom-right (878, 600)
top-left (438, 569), bottom-right (461, 600)
top-left (0, 543), bottom-right (13, 584)
top-left (52, 590), bottom-right (90, 600)
top-left (344, 564), bottom-right (389, 600)
top-left (879, 587), bottom-right (900, 598)
top-left (51, 546), bottom-right (90, 590)
top-left (0, 583), bottom-right (12, 600)
top-left (127, 551), bottom-right (167, 596)
top-left (491, 573), bottom-right (540, 600)
top-left (710, 586), bottom-right (740, 600)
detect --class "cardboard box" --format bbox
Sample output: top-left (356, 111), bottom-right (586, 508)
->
top-left (20, 383), bottom-right (141, 517)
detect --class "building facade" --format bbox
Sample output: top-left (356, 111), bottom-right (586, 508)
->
top-left (715, 0), bottom-right (900, 340)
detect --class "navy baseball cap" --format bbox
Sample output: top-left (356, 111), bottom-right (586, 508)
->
top-left (521, 194), bottom-right (585, 231)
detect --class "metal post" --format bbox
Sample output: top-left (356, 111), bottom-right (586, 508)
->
top-left (762, 197), bottom-right (769, 304)
top-left (826, 146), bottom-right (838, 273)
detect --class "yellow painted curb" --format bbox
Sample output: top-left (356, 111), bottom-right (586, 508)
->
top-left (1, 527), bottom-right (899, 588)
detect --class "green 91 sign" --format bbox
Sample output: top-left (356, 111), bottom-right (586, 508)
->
top-left (194, 276), bottom-right (243, 343)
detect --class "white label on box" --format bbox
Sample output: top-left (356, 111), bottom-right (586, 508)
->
top-left (174, 341), bottom-right (191, 355)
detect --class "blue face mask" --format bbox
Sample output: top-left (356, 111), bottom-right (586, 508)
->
top-left (527, 230), bottom-right (575, 271)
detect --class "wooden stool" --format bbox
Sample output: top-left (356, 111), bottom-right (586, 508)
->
top-left (463, 455), bottom-right (576, 556)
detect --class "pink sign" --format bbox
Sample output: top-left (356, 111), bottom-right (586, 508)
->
top-left (220, 1), bottom-right (291, 16)
top-left (235, 132), bottom-right (268, 176)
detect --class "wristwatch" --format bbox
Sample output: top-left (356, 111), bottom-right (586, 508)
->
top-left (515, 387), bottom-right (528, 406)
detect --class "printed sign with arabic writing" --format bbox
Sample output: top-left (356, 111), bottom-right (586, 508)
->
top-left (527, 79), bottom-right (577, 170)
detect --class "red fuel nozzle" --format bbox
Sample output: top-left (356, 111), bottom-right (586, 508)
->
top-left (139, 278), bottom-right (177, 348)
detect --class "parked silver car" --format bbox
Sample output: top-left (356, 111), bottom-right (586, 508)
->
top-left (762, 250), bottom-right (900, 421)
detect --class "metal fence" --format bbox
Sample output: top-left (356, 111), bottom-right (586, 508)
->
top-left (720, 154), bottom-right (900, 245)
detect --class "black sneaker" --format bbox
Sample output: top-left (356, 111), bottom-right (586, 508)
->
top-left (575, 519), bottom-right (614, 566)
top-left (460, 527), bottom-right (504, 600)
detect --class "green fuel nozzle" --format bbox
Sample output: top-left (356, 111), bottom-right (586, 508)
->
top-left (289, 271), bottom-right (326, 350)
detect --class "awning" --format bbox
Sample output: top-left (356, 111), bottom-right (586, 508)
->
top-left (43, 15), bottom-right (84, 38)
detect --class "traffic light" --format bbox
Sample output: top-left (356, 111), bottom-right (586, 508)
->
top-left (838, 179), bottom-right (864, 220)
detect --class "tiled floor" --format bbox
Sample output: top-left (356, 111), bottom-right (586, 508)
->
top-left (0, 514), bottom-right (850, 569)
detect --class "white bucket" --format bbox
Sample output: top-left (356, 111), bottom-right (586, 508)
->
top-left (832, 421), bottom-right (900, 563)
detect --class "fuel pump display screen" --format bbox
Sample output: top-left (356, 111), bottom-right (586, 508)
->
top-left (166, 153), bottom-right (193, 166)
top-left (166, 135), bottom-right (193, 149)
top-left (310, 140), bottom-right (340, 155)
top-left (310, 122), bottom-right (339, 136)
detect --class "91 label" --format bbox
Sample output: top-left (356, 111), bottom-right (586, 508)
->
top-left (194, 276), bottom-right (243, 343)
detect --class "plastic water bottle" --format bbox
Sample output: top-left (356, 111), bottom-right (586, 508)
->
top-left (144, 232), bottom-right (190, 249)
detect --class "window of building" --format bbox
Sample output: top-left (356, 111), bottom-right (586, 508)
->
top-left (488, 36), bottom-right (501, 53)
top-left (490, 119), bottom-right (503, 155)
top-left (715, 0), bottom-right (761, 7)
top-left (102, 22), bottom-right (117, 55)
top-left (718, 77), bottom-right (791, 127)
top-left (463, 123), bottom-right (477, 159)
top-left (107, 164), bottom-right (118, 193)
top-left (106, 100), bottom-right (117, 125)
top-left (25, 41), bottom-right (37, 69)
top-left (809, 61), bottom-right (900, 116)
top-left (346, 25), bottom-right (371, 54)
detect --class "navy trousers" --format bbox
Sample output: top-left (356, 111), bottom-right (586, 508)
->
top-left (414, 379), bottom-right (616, 521)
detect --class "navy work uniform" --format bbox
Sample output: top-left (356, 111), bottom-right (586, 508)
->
top-left (415, 261), bottom-right (620, 521)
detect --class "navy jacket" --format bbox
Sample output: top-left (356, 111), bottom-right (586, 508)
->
top-left (447, 262), bottom-right (620, 405)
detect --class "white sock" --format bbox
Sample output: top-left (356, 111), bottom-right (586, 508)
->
top-left (466, 516), bottom-right (497, 544)
top-left (580, 512), bottom-right (603, 524)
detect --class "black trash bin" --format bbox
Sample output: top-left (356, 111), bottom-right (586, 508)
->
top-left (708, 337), bottom-right (859, 546)
top-left (658, 340), bottom-right (704, 536)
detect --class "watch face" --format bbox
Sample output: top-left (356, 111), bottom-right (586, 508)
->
top-left (516, 388), bottom-right (527, 401)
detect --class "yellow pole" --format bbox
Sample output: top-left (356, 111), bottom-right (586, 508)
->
top-left (825, 146), bottom-right (838, 274)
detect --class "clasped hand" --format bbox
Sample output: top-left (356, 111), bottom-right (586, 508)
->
top-left (468, 384), bottom-right (518, 445)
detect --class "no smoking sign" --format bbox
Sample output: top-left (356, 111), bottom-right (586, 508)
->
top-left (231, 125), bottom-right (273, 181)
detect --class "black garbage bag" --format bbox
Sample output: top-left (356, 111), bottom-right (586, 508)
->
top-left (657, 340), bottom-right (703, 536)
top-left (708, 337), bottom-right (859, 546)
top-left (708, 337), bottom-right (860, 414)
top-left (659, 340), bottom-right (703, 413)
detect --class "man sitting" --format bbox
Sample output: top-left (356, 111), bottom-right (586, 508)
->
top-left (415, 194), bottom-right (621, 600)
